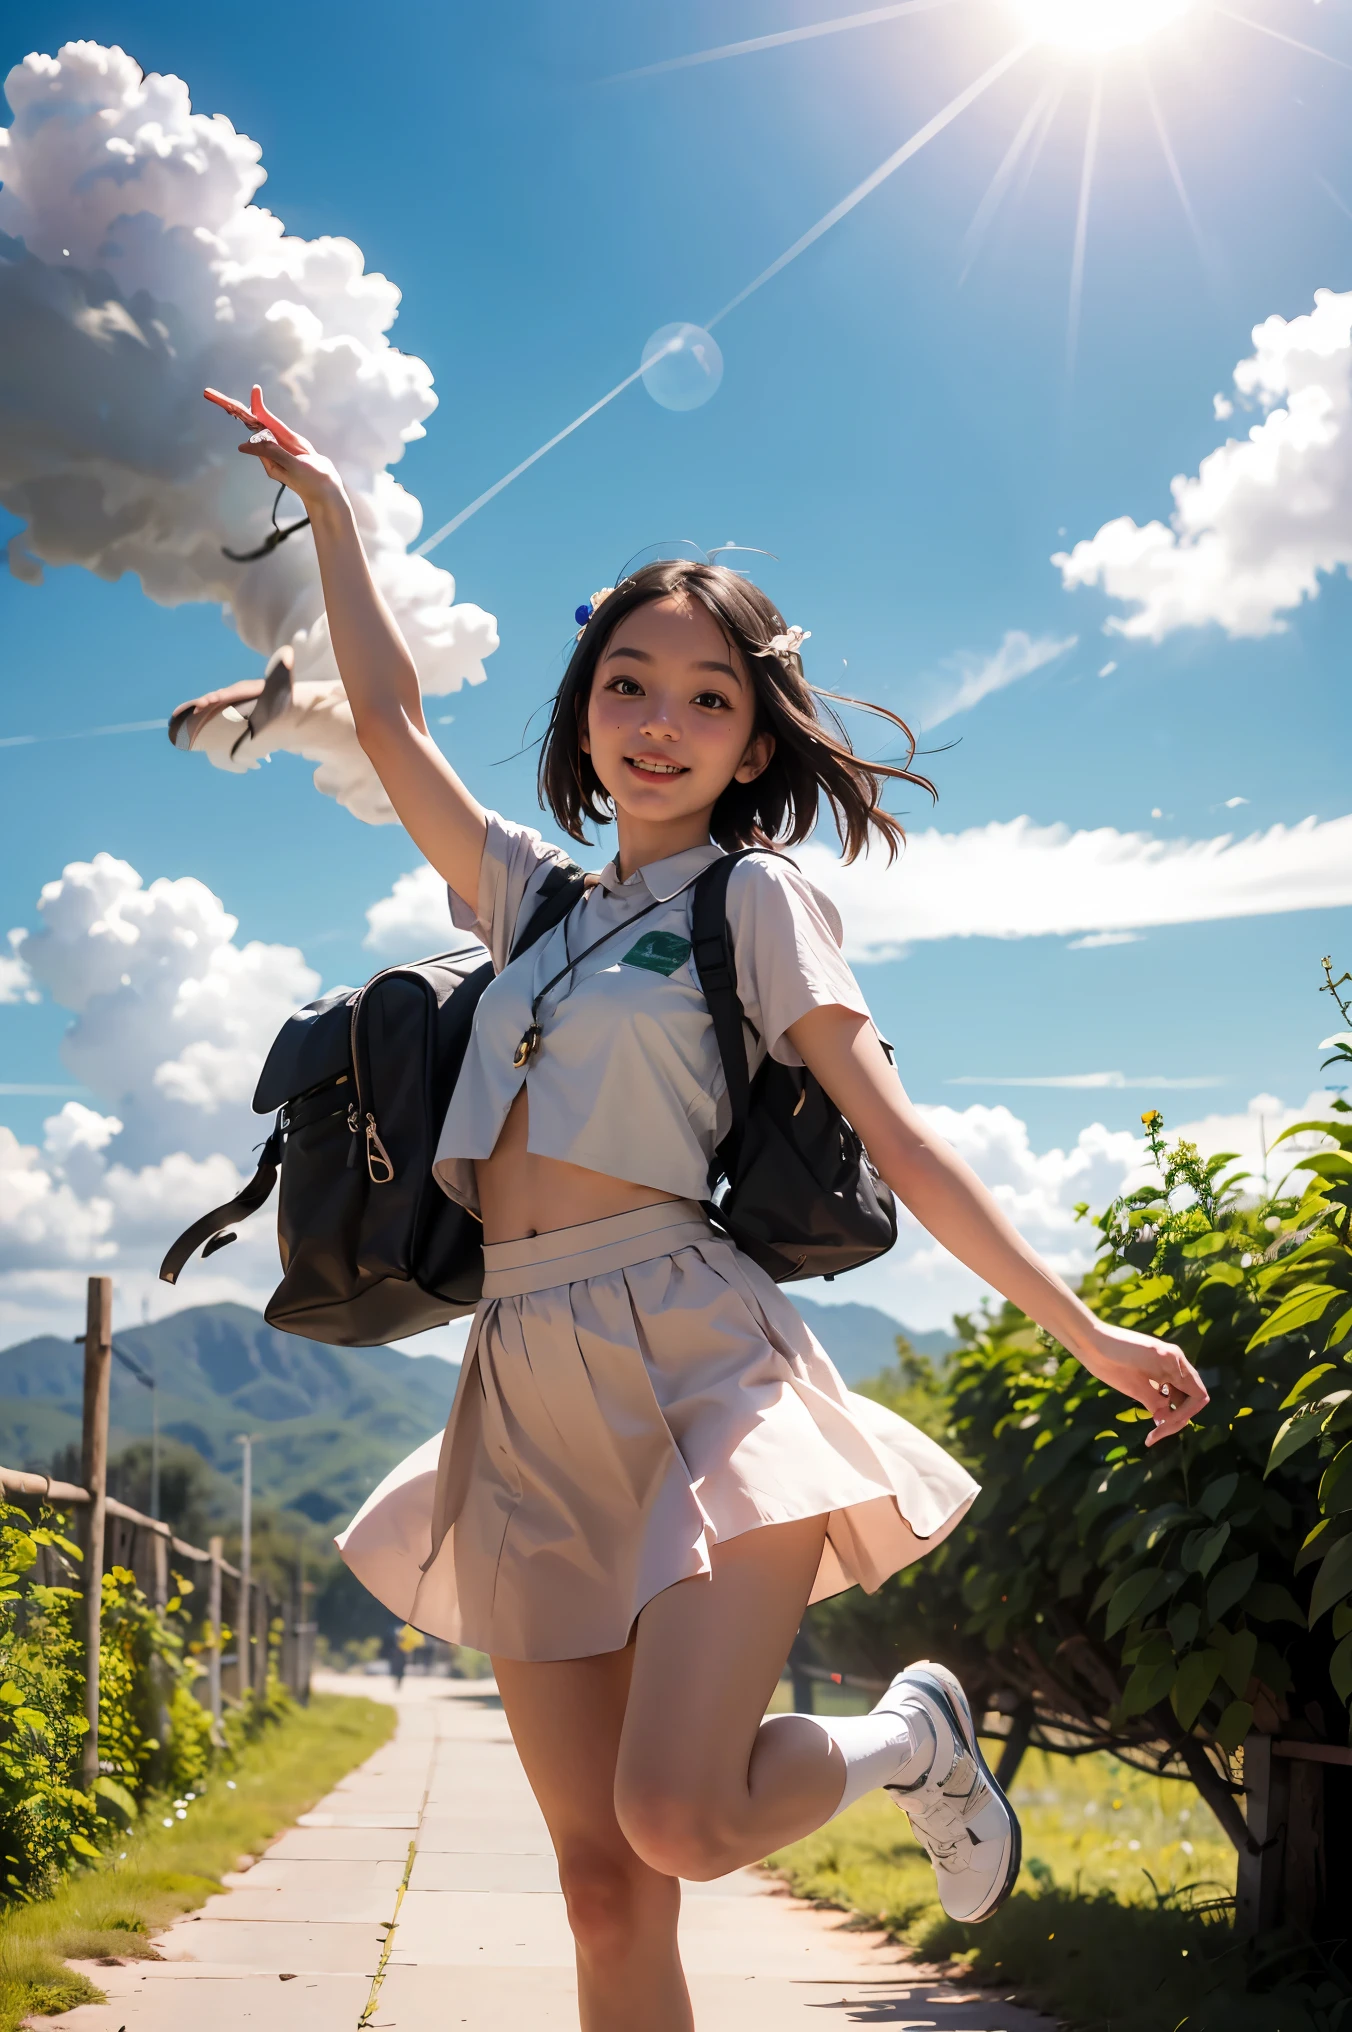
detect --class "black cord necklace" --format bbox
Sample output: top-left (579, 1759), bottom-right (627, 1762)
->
top-left (512, 890), bottom-right (671, 1069)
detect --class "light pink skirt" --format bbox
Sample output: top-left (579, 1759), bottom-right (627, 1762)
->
top-left (336, 1201), bottom-right (978, 1662)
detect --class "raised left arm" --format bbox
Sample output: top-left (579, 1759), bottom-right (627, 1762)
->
top-left (786, 1006), bottom-right (1209, 1446)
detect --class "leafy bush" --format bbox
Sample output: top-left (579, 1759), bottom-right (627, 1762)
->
top-left (811, 975), bottom-right (1352, 1852)
top-left (0, 1499), bottom-right (278, 1901)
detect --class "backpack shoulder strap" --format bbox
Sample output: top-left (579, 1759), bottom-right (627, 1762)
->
top-left (159, 1118), bottom-right (284, 1286)
top-left (691, 851), bottom-right (757, 1148)
top-left (508, 859), bottom-right (589, 965)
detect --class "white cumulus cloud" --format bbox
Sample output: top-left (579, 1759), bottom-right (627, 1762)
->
top-left (13, 852), bottom-right (317, 1163)
top-left (0, 42), bottom-right (497, 822)
top-left (1054, 288), bottom-right (1352, 640)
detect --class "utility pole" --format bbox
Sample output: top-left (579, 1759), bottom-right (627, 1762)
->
top-left (80, 1276), bottom-right (113, 1788)
top-left (236, 1434), bottom-right (260, 1695)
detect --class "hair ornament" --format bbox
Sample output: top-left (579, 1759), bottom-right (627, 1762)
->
top-left (574, 586), bottom-right (616, 634)
top-left (763, 626), bottom-right (811, 660)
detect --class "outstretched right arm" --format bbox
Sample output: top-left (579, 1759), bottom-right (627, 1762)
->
top-left (204, 385), bottom-right (487, 903)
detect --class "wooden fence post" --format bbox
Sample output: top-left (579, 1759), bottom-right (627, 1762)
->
top-left (1236, 1732), bottom-right (1290, 1938)
top-left (79, 1276), bottom-right (112, 1789)
top-left (207, 1536), bottom-right (223, 1737)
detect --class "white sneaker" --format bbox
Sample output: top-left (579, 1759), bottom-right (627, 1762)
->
top-left (884, 1659), bottom-right (1021, 1923)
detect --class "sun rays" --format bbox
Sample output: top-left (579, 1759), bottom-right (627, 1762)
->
top-left (416, 0), bottom-right (1350, 555)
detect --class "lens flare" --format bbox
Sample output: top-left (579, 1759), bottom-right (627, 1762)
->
top-left (1013, 0), bottom-right (1192, 54)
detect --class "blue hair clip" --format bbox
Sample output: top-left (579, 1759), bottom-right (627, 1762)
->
top-left (574, 586), bottom-right (616, 637)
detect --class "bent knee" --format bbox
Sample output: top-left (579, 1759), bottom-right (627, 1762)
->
top-left (556, 1844), bottom-right (675, 1956)
top-left (616, 1788), bottom-right (738, 1883)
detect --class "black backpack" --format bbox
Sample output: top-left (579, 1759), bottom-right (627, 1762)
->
top-left (159, 848), bottom-right (895, 1344)
top-left (158, 861), bottom-right (587, 1345)
top-left (690, 851), bottom-right (897, 1283)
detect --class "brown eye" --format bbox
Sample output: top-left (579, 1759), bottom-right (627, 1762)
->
top-left (694, 690), bottom-right (731, 710)
top-left (606, 676), bottom-right (643, 696)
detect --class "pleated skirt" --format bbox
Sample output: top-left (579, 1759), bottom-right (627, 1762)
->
top-left (335, 1200), bottom-right (979, 1662)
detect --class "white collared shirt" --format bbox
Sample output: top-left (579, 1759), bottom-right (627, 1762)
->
top-left (432, 812), bottom-right (872, 1215)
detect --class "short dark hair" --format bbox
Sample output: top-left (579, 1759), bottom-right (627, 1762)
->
top-left (536, 559), bottom-right (933, 863)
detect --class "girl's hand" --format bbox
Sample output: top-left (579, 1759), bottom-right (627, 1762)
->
top-left (1071, 1321), bottom-right (1209, 1446)
top-left (203, 384), bottom-right (345, 513)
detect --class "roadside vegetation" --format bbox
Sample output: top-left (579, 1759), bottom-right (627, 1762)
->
top-left (770, 964), bottom-right (1352, 2030)
top-left (0, 1690), bottom-right (392, 2030)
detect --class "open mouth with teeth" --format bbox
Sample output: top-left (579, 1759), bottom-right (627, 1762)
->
top-left (625, 756), bottom-right (689, 779)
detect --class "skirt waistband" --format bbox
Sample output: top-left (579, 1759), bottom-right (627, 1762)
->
top-left (480, 1200), bottom-right (712, 1299)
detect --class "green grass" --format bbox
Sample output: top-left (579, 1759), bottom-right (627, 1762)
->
top-left (764, 1737), bottom-right (1274, 2032)
top-left (0, 1693), bottom-right (394, 2031)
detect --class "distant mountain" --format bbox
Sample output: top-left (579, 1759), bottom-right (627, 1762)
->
top-left (0, 1303), bottom-right (456, 1526)
top-left (792, 1296), bottom-right (955, 1384)
top-left (0, 1294), bottom-right (950, 1521)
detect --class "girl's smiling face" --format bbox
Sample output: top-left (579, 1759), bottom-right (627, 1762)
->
top-left (580, 595), bottom-right (774, 834)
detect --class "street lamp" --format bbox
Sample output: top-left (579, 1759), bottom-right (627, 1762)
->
top-left (236, 1434), bottom-right (261, 1693)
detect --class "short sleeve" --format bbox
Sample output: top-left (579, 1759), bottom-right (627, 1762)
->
top-left (448, 811), bottom-right (577, 974)
top-left (724, 855), bottom-right (873, 1067)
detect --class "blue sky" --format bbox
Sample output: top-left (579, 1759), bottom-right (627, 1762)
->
top-left (2, 0), bottom-right (1351, 1339)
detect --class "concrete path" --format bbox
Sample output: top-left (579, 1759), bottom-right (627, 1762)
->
top-left (46, 1672), bottom-right (1053, 2031)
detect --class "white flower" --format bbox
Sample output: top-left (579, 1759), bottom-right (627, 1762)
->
top-left (766, 626), bottom-right (811, 658)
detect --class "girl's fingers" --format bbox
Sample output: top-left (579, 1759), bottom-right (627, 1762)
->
top-left (248, 383), bottom-right (307, 454)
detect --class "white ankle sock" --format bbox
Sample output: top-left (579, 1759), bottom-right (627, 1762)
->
top-left (804, 1703), bottom-right (936, 1818)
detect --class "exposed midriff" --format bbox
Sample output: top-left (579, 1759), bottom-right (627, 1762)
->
top-left (475, 1086), bottom-right (682, 1244)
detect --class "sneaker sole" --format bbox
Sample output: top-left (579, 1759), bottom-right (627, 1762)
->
top-left (897, 1661), bottom-right (1022, 1923)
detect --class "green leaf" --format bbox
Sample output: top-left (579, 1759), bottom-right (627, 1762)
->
top-left (1198, 1474), bottom-right (1239, 1521)
top-left (1171, 1648), bottom-right (1223, 1730)
top-left (1214, 1699), bottom-right (1254, 1753)
top-left (1331, 1633), bottom-right (1352, 1706)
top-left (1183, 1522), bottom-right (1230, 1577)
top-left (1327, 1305), bottom-right (1352, 1350)
top-left (1272, 1117), bottom-right (1352, 1150)
top-left (92, 1776), bottom-right (137, 1822)
top-left (1168, 1602), bottom-right (1201, 1652)
top-left (1120, 1650), bottom-right (1176, 1719)
top-left (1296, 1516), bottom-right (1347, 1574)
top-left (68, 1834), bottom-right (99, 1860)
top-left (0, 1683), bottom-right (23, 1706)
top-left (1278, 1363), bottom-right (1338, 1411)
top-left (1319, 1442), bottom-right (1352, 1516)
top-left (1215, 1626), bottom-right (1258, 1699)
top-left (1182, 1232), bottom-right (1229, 1259)
top-left (1309, 1534), bottom-right (1352, 1626)
top-left (1250, 1290), bottom-right (1345, 1350)
top-left (1105, 1569), bottom-right (1165, 1638)
top-left (1267, 1408), bottom-right (1327, 1476)
top-left (1208, 1554), bottom-right (1259, 1627)
top-left (1246, 1581), bottom-right (1307, 1626)
top-left (1296, 1153), bottom-right (1352, 1184)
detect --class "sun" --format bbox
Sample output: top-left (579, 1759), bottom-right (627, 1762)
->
top-left (1012, 0), bottom-right (1193, 55)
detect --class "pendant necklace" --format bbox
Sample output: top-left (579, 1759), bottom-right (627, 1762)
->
top-left (512, 890), bottom-right (670, 1069)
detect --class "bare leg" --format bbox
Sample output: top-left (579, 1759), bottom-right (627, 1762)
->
top-left (615, 1513), bottom-right (850, 1882)
top-left (494, 1647), bottom-right (693, 2032)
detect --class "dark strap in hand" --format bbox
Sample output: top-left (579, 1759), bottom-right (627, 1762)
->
top-left (159, 1121), bottom-right (284, 1286)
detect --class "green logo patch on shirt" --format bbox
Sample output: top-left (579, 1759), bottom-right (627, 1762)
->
top-left (620, 930), bottom-right (692, 977)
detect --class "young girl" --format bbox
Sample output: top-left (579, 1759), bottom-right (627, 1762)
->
top-left (206, 384), bottom-right (1208, 2032)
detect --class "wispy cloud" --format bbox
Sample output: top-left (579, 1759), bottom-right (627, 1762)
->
top-left (796, 812), bottom-right (1352, 960)
top-left (1067, 931), bottom-right (1142, 950)
top-left (919, 631), bottom-right (1077, 730)
top-left (946, 1073), bottom-right (1227, 1091)
top-left (0, 720), bottom-right (165, 750)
